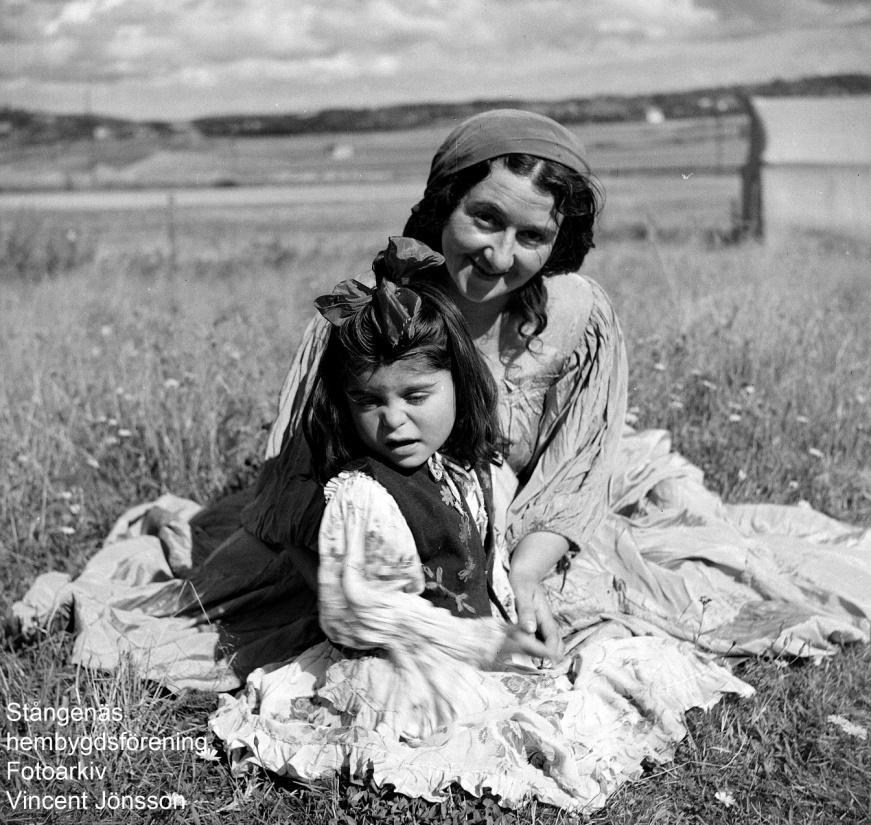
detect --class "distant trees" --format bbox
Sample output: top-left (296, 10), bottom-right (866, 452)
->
top-left (3, 73), bottom-right (870, 144)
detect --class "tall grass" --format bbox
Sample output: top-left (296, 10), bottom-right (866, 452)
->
top-left (1, 214), bottom-right (869, 823)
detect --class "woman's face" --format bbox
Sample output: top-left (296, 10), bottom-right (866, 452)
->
top-left (440, 161), bottom-right (562, 306)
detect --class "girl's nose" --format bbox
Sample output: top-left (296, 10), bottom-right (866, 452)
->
top-left (484, 231), bottom-right (515, 272)
top-left (379, 402), bottom-right (406, 430)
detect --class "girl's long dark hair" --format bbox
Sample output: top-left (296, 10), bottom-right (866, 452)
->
top-left (303, 280), bottom-right (500, 483)
top-left (403, 154), bottom-right (603, 345)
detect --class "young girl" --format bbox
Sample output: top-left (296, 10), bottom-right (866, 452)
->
top-left (303, 237), bottom-right (551, 666)
top-left (210, 241), bottom-right (751, 810)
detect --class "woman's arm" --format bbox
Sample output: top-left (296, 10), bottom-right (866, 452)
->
top-left (504, 277), bottom-right (628, 646)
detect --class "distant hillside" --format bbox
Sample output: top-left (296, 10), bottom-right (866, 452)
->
top-left (2, 72), bottom-right (869, 145)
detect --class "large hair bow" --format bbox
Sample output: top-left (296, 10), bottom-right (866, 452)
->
top-left (314, 237), bottom-right (444, 346)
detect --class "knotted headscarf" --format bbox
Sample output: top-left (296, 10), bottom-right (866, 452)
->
top-left (314, 237), bottom-right (444, 347)
top-left (425, 108), bottom-right (590, 192)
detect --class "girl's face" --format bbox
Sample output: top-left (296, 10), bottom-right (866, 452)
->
top-left (345, 358), bottom-right (456, 470)
top-left (440, 161), bottom-right (562, 306)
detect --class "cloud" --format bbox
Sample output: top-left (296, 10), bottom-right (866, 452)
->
top-left (1, 0), bottom-right (870, 118)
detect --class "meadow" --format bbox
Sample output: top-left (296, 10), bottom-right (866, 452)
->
top-left (1, 120), bottom-right (870, 823)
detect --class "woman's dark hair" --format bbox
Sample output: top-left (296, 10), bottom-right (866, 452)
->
top-left (403, 154), bottom-right (603, 343)
top-left (303, 279), bottom-right (500, 483)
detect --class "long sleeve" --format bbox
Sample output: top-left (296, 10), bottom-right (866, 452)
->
top-left (503, 275), bottom-right (628, 553)
top-left (318, 472), bottom-right (506, 666)
top-left (264, 314), bottom-right (331, 460)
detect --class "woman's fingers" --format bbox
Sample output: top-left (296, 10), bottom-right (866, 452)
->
top-left (534, 591), bottom-right (565, 661)
top-left (501, 624), bottom-right (551, 659)
top-left (512, 577), bottom-right (539, 635)
top-left (509, 578), bottom-right (565, 663)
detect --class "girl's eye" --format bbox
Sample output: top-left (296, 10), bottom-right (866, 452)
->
top-left (405, 393), bottom-right (429, 404)
top-left (348, 395), bottom-right (378, 409)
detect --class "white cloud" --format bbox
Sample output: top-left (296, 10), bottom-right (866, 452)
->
top-left (1, 0), bottom-right (870, 118)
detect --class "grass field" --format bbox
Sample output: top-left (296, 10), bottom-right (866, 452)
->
top-left (1, 160), bottom-right (870, 823)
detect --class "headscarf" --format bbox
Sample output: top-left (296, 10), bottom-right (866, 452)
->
top-left (425, 109), bottom-right (590, 192)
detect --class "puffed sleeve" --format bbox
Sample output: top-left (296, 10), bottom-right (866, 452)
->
top-left (319, 472), bottom-right (507, 665)
top-left (504, 277), bottom-right (628, 553)
top-left (264, 314), bottom-right (331, 460)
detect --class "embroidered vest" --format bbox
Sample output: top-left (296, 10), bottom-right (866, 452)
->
top-left (360, 457), bottom-right (493, 619)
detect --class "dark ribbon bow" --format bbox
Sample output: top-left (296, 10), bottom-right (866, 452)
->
top-left (314, 237), bottom-right (444, 347)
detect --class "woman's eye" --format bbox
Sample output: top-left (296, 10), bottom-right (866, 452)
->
top-left (471, 211), bottom-right (499, 228)
top-left (518, 231), bottom-right (545, 246)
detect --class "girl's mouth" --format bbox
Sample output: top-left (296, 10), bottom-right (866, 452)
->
top-left (384, 438), bottom-right (418, 449)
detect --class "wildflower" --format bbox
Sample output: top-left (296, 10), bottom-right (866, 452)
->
top-left (827, 714), bottom-right (868, 741)
top-left (103, 436), bottom-right (120, 447)
top-left (68, 504), bottom-right (81, 515)
top-left (625, 411), bottom-right (639, 425)
top-left (117, 428), bottom-right (132, 438)
top-left (653, 361), bottom-right (666, 372)
top-left (85, 457), bottom-right (100, 469)
top-left (728, 413), bottom-right (742, 423)
top-left (669, 400), bottom-right (684, 410)
top-left (795, 415), bottom-right (809, 424)
top-left (107, 417), bottom-right (118, 426)
top-left (100, 325), bottom-right (113, 338)
top-left (168, 793), bottom-right (187, 808)
top-left (59, 491), bottom-right (73, 500)
top-left (737, 469), bottom-right (747, 481)
top-left (164, 378), bottom-right (181, 390)
top-left (701, 379), bottom-right (717, 390)
top-left (788, 480), bottom-right (799, 490)
top-left (742, 384), bottom-right (755, 395)
top-left (195, 745), bottom-right (220, 762)
top-left (56, 526), bottom-right (75, 536)
top-left (714, 790), bottom-right (737, 808)
top-left (808, 447), bottom-right (824, 459)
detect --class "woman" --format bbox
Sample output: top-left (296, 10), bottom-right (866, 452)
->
top-left (12, 109), bottom-right (869, 811)
top-left (14, 110), bottom-right (869, 686)
top-left (239, 109), bottom-right (625, 664)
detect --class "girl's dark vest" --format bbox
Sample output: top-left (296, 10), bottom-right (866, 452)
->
top-left (359, 457), bottom-right (494, 619)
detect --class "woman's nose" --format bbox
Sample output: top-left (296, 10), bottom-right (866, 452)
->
top-left (484, 231), bottom-right (515, 272)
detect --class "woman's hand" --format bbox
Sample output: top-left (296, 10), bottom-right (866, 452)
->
top-left (509, 574), bottom-right (564, 662)
top-left (498, 622), bottom-right (553, 660)
top-left (509, 531), bottom-right (569, 663)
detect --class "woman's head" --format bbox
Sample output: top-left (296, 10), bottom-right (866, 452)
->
top-left (304, 248), bottom-right (500, 480)
top-left (403, 110), bottom-right (603, 336)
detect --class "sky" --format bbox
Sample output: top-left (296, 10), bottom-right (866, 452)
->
top-left (2, 0), bottom-right (871, 121)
